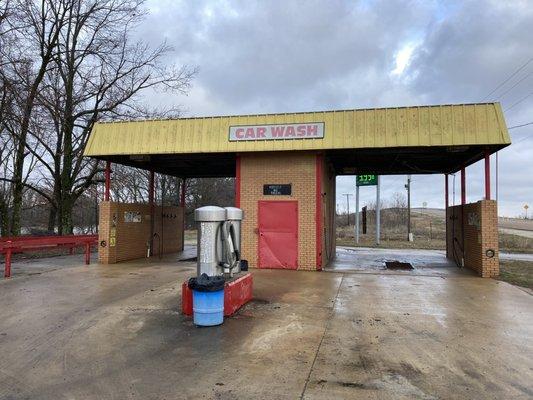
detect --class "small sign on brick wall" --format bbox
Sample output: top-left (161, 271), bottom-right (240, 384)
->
top-left (263, 184), bottom-right (292, 195)
top-left (124, 211), bottom-right (141, 223)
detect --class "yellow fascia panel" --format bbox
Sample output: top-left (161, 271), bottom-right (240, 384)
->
top-left (84, 103), bottom-right (511, 156)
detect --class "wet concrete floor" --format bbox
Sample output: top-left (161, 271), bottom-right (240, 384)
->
top-left (0, 253), bottom-right (532, 399)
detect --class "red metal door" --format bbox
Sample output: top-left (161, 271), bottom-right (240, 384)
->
top-left (258, 201), bottom-right (298, 269)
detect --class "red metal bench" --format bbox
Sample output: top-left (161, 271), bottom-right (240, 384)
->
top-left (0, 235), bottom-right (98, 278)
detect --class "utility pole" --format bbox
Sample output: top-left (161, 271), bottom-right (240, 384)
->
top-left (376, 177), bottom-right (381, 245)
top-left (405, 175), bottom-right (412, 241)
top-left (343, 194), bottom-right (352, 226)
top-left (355, 185), bottom-right (360, 244)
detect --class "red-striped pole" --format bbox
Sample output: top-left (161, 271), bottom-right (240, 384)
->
top-left (149, 171), bottom-right (155, 257)
top-left (104, 161), bottom-right (111, 201)
top-left (461, 167), bottom-right (466, 205)
top-left (484, 151), bottom-right (491, 200)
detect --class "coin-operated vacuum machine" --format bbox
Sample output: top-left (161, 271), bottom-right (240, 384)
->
top-left (182, 206), bottom-right (253, 326)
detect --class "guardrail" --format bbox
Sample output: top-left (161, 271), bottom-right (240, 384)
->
top-left (0, 235), bottom-right (98, 278)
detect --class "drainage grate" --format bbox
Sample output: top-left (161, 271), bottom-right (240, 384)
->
top-left (385, 261), bottom-right (414, 270)
top-left (179, 256), bottom-right (197, 262)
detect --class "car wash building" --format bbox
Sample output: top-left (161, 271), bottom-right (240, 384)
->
top-left (84, 103), bottom-right (511, 277)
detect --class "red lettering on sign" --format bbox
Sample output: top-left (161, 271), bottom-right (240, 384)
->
top-left (245, 127), bottom-right (255, 138)
top-left (307, 124), bottom-right (318, 136)
top-left (271, 126), bottom-right (285, 137)
top-left (285, 126), bottom-right (296, 136)
top-left (236, 128), bottom-right (244, 138)
top-left (297, 125), bottom-right (306, 136)
top-left (257, 127), bottom-right (266, 137)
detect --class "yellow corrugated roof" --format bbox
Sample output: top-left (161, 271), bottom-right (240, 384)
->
top-left (84, 103), bottom-right (510, 156)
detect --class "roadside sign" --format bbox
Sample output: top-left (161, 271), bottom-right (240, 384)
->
top-left (356, 175), bottom-right (378, 186)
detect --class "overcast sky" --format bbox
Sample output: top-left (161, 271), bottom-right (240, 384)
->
top-left (137, 0), bottom-right (532, 217)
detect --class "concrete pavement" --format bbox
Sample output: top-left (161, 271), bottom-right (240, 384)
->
top-left (0, 253), bottom-right (531, 399)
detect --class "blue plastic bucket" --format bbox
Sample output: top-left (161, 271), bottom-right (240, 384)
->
top-left (192, 289), bottom-right (224, 326)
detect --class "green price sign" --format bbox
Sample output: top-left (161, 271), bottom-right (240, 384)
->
top-left (356, 174), bottom-right (378, 186)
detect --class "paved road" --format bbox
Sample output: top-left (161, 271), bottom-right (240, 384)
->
top-left (338, 246), bottom-right (533, 263)
top-left (500, 227), bottom-right (533, 239)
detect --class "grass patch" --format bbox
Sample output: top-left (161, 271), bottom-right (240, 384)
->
top-left (499, 233), bottom-right (533, 254)
top-left (498, 260), bottom-right (533, 289)
top-left (184, 230), bottom-right (197, 241)
top-left (336, 237), bottom-right (446, 250)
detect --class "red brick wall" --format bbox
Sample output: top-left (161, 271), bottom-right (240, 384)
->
top-left (446, 200), bottom-right (499, 277)
top-left (239, 151), bottom-right (318, 270)
top-left (98, 201), bottom-right (184, 264)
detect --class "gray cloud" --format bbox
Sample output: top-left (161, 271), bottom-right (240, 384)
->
top-left (136, 0), bottom-right (533, 217)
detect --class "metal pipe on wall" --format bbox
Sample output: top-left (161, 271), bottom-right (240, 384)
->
top-left (484, 150), bottom-right (491, 200)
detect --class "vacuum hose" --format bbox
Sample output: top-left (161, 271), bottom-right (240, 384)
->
top-left (220, 221), bottom-right (239, 275)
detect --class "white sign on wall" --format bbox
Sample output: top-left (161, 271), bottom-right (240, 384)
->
top-left (229, 122), bottom-right (324, 141)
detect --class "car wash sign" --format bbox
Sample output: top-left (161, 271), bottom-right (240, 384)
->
top-left (229, 122), bottom-right (324, 141)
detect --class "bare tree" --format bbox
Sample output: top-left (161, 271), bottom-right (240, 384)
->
top-left (1, 0), bottom-right (69, 235)
top-left (31, 0), bottom-right (196, 234)
top-left (1, 0), bottom-right (196, 235)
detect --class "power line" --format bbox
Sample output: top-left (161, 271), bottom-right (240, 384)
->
top-left (504, 91), bottom-right (533, 111)
top-left (508, 121), bottom-right (533, 129)
top-left (481, 57), bottom-right (533, 101)
top-left (513, 132), bottom-right (533, 144)
top-left (507, 121), bottom-right (533, 143)
top-left (496, 70), bottom-right (533, 100)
